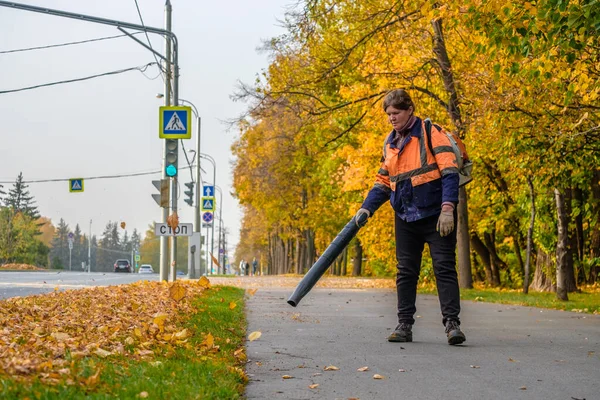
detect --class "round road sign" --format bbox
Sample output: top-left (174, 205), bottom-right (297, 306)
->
top-left (202, 212), bottom-right (214, 223)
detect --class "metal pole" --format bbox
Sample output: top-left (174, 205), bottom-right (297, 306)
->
top-left (218, 190), bottom-right (223, 274)
top-left (160, 0), bottom-right (172, 282)
top-left (69, 247), bottom-right (72, 271)
top-left (205, 224), bottom-right (210, 275)
top-left (194, 116), bottom-right (202, 232)
top-left (168, 0), bottom-right (180, 282)
top-left (131, 249), bottom-right (134, 273)
top-left (88, 219), bottom-right (91, 273)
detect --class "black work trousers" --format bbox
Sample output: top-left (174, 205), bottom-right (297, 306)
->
top-left (394, 212), bottom-right (461, 326)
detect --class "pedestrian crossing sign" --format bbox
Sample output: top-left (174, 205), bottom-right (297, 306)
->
top-left (69, 178), bottom-right (84, 193)
top-left (159, 106), bottom-right (192, 139)
top-left (201, 197), bottom-right (215, 211)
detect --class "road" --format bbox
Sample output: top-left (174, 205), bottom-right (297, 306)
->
top-left (245, 288), bottom-right (600, 400)
top-left (0, 271), bottom-right (159, 299)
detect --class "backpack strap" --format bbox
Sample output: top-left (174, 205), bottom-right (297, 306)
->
top-left (382, 131), bottom-right (394, 160)
top-left (424, 118), bottom-right (434, 155)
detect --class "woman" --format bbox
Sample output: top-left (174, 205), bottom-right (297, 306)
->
top-left (356, 89), bottom-right (466, 345)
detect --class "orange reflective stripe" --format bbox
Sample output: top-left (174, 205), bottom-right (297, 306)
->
top-left (411, 168), bottom-right (442, 187)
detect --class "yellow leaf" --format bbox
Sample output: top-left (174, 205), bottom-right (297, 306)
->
top-left (373, 374), bottom-right (385, 379)
top-left (174, 329), bottom-right (189, 340)
top-left (247, 288), bottom-right (258, 296)
top-left (248, 331), bottom-right (262, 341)
top-left (134, 328), bottom-right (143, 338)
top-left (51, 332), bottom-right (70, 341)
top-left (169, 283), bottom-right (186, 302)
top-left (125, 337), bottom-right (135, 345)
top-left (357, 366), bottom-right (369, 372)
top-left (282, 375), bottom-right (293, 379)
top-left (94, 348), bottom-right (112, 358)
top-left (229, 302), bottom-right (237, 310)
top-left (324, 365), bottom-right (339, 371)
top-left (153, 312), bottom-right (168, 327)
top-left (309, 383), bottom-right (319, 389)
top-left (198, 276), bottom-right (211, 288)
top-left (204, 333), bottom-right (215, 348)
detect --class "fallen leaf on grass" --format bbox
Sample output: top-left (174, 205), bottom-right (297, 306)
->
top-left (357, 366), bottom-right (369, 372)
top-left (203, 333), bottom-right (215, 348)
top-left (309, 384), bottom-right (319, 389)
top-left (373, 374), bottom-right (385, 379)
top-left (94, 348), bottom-right (112, 358)
top-left (169, 283), bottom-right (187, 302)
top-left (198, 276), bottom-right (211, 288)
top-left (248, 331), bottom-right (262, 341)
top-left (139, 392), bottom-right (149, 398)
top-left (324, 365), bottom-right (339, 371)
top-left (282, 375), bottom-right (293, 379)
top-left (51, 332), bottom-right (70, 341)
top-left (229, 302), bottom-right (237, 310)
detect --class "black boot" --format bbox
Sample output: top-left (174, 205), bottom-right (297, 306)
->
top-left (445, 320), bottom-right (466, 345)
top-left (388, 323), bottom-right (413, 342)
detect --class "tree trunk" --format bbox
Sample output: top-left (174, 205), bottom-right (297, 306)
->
top-left (563, 188), bottom-right (578, 292)
top-left (352, 239), bottom-right (363, 276)
top-left (531, 248), bottom-right (554, 291)
top-left (524, 176), bottom-right (535, 294)
top-left (483, 232), bottom-right (502, 286)
top-left (431, 18), bottom-right (472, 287)
top-left (590, 170), bottom-right (600, 282)
top-left (470, 232), bottom-right (493, 285)
top-left (341, 246), bottom-right (348, 276)
top-left (555, 188), bottom-right (569, 301)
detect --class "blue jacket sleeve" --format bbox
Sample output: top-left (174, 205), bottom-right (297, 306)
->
top-left (361, 184), bottom-right (391, 215)
top-left (441, 173), bottom-right (459, 204)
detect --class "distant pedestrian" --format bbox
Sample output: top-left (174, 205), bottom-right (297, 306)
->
top-left (252, 257), bottom-right (258, 276)
top-left (245, 261), bottom-right (250, 277)
top-left (239, 259), bottom-right (245, 276)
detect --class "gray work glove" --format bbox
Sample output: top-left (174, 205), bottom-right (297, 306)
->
top-left (354, 208), bottom-right (371, 227)
top-left (436, 209), bottom-right (455, 237)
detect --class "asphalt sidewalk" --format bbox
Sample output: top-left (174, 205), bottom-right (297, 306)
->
top-left (245, 288), bottom-right (600, 400)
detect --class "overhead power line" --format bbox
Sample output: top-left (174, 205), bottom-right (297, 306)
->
top-left (133, 0), bottom-right (165, 81)
top-left (0, 33), bottom-right (141, 54)
top-left (0, 62), bottom-right (158, 95)
top-left (0, 163), bottom-right (205, 185)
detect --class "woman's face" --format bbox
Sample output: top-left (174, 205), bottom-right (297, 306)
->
top-left (385, 105), bottom-right (413, 131)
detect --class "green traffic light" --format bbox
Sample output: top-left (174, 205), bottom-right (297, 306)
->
top-left (166, 165), bottom-right (177, 177)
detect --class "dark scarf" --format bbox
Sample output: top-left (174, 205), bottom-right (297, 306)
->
top-left (392, 115), bottom-right (417, 146)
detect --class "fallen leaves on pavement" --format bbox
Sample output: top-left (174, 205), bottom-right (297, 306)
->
top-left (248, 331), bottom-right (262, 341)
top-left (324, 365), bottom-right (339, 371)
top-left (0, 279), bottom-right (210, 384)
top-left (357, 366), bottom-right (369, 372)
top-left (373, 374), bottom-right (385, 379)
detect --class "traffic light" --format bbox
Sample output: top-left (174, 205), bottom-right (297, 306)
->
top-left (184, 182), bottom-right (194, 206)
top-left (165, 139), bottom-right (178, 177)
top-left (152, 179), bottom-right (169, 207)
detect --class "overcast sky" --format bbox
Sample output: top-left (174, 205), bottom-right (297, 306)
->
top-left (0, 0), bottom-right (291, 254)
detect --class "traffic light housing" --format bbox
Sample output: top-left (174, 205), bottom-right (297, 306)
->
top-left (165, 139), bottom-right (178, 177)
top-left (151, 179), bottom-right (169, 208)
top-left (184, 182), bottom-right (194, 206)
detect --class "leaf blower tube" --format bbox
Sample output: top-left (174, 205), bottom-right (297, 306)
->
top-left (287, 213), bottom-right (369, 307)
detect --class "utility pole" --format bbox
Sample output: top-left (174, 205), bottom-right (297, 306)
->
top-left (160, 0), bottom-right (172, 282)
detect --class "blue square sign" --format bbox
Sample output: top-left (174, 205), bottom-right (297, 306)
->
top-left (159, 106), bottom-right (192, 139)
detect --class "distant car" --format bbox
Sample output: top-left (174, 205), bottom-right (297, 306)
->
top-left (114, 259), bottom-right (132, 273)
top-left (176, 270), bottom-right (186, 277)
top-left (138, 264), bottom-right (154, 274)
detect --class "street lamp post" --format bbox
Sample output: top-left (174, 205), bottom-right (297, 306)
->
top-left (199, 154), bottom-right (216, 273)
top-left (204, 184), bottom-right (223, 274)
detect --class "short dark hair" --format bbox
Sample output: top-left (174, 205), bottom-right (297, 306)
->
top-left (383, 89), bottom-right (414, 111)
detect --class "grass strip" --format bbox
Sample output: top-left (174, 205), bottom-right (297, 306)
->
top-left (0, 285), bottom-right (247, 399)
top-left (418, 285), bottom-right (600, 314)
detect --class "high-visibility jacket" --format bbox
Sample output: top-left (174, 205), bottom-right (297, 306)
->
top-left (361, 117), bottom-right (459, 222)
